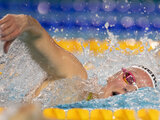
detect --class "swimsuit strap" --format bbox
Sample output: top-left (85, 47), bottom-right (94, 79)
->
top-left (86, 92), bottom-right (93, 101)
top-left (132, 65), bottom-right (157, 88)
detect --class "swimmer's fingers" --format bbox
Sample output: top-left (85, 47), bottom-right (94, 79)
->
top-left (0, 14), bottom-right (27, 53)
top-left (1, 22), bottom-right (17, 37)
top-left (0, 19), bottom-right (13, 31)
top-left (0, 14), bottom-right (11, 25)
top-left (1, 28), bottom-right (21, 41)
top-left (3, 40), bottom-right (14, 53)
top-left (0, 14), bottom-right (26, 40)
top-left (1, 19), bottom-right (20, 53)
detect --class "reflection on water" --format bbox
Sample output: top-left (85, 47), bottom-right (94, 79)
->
top-left (0, 30), bottom-right (160, 109)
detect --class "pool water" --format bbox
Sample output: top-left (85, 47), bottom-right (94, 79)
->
top-left (55, 87), bottom-right (160, 111)
top-left (0, 27), bottom-right (160, 110)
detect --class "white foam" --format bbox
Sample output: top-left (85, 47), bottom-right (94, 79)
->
top-left (0, 39), bottom-right (46, 106)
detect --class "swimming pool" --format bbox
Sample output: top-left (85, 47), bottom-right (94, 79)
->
top-left (0, 0), bottom-right (160, 115)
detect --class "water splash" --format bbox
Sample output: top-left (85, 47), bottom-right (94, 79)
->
top-left (0, 40), bottom-right (46, 107)
top-left (0, 30), bottom-right (160, 109)
top-left (105, 22), bottom-right (118, 48)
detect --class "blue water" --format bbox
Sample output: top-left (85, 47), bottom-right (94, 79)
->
top-left (1, 35), bottom-right (160, 109)
top-left (0, 0), bottom-right (160, 110)
top-left (55, 87), bottom-right (160, 111)
top-left (1, 0), bottom-right (160, 40)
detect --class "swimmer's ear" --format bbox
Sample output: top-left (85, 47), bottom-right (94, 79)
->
top-left (3, 40), bottom-right (14, 53)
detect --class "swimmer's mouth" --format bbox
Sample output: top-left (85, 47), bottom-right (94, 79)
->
top-left (112, 91), bottom-right (120, 96)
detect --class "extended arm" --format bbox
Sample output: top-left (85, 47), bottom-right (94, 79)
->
top-left (0, 14), bottom-right (87, 80)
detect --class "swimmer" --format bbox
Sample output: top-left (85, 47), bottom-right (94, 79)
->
top-left (0, 14), bottom-right (157, 101)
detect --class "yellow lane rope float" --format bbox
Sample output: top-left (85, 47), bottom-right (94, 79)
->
top-left (43, 108), bottom-right (65, 120)
top-left (0, 107), bottom-right (159, 120)
top-left (42, 108), bottom-right (160, 120)
top-left (54, 38), bottom-right (159, 55)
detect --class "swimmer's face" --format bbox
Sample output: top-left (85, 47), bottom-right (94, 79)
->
top-left (98, 67), bottom-right (154, 98)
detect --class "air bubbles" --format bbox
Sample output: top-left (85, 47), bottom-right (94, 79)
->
top-left (121, 16), bottom-right (134, 28)
top-left (106, 16), bottom-right (117, 27)
top-left (105, 22), bottom-right (109, 29)
top-left (116, 0), bottom-right (130, 12)
top-left (73, 0), bottom-right (85, 11)
top-left (142, 1), bottom-right (155, 13)
top-left (136, 17), bottom-right (150, 28)
top-left (37, 2), bottom-right (50, 15)
top-left (145, 27), bottom-right (149, 31)
top-left (91, 17), bottom-right (102, 27)
top-left (102, 0), bottom-right (116, 12)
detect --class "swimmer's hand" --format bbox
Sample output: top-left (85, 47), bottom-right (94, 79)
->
top-left (0, 14), bottom-right (88, 80)
top-left (0, 14), bottom-right (27, 53)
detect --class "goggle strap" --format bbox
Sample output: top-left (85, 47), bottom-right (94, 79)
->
top-left (133, 82), bottom-right (138, 90)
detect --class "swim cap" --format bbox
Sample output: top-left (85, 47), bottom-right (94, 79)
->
top-left (132, 65), bottom-right (157, 88)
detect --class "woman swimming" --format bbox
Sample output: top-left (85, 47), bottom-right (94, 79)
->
top-left (0, 14), bottom-right (157, 100)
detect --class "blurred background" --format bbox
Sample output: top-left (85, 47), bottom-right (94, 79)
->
top-left (0, 0), bottom-right (160, 40)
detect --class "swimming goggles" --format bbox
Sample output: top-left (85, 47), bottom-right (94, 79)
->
top-left (122, 68), bottom-right (138, 90)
